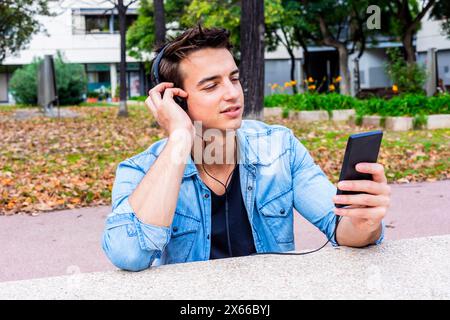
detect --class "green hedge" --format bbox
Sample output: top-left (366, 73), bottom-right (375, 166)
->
top-left (129, 95), bottom-right (147, 102)
top-left (9, 54), bottom-right (87, 106)
top-left (264, 93), bottom-right (450, 116)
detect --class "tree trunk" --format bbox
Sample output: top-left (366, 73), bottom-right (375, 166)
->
top-left (240, 0), bottom-right (265, 120)
top-left (402, 29), bottom-right (416, 63)
top-left (337, 45), bottom-right (351, 95)
top-left (280, 27), bottom-right (297, 94)
top-left (296, 33), bottom-right (309, 93)
top-left (318, 16), bottom-right (351, 95)
top-left (117, 0), bottom-right (128, 117)
top-left (287, 48), bottom-right (298, 94)
top-left (153, 0), bottom-right (166, 46)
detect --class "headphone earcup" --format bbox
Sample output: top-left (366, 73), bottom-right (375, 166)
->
top-left (174, 96), bottom-right (188, 111)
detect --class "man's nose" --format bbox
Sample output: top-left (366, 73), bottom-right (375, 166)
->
top-left (223, 79), bottom-right (240, 101)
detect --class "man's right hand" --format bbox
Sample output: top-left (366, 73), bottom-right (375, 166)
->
top-left (145, 82), bottom-right (194, 143)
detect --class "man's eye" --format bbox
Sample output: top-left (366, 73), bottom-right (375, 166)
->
top-left (204, 84), bottom-right (216, 90)
top-left (231, 77), bottom-right (240, 82)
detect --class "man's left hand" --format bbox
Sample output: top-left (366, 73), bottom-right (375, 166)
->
top-left (332, 162), bottom-right (391, 233)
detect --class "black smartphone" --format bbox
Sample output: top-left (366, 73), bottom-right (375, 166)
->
top-left (336, 130), bottom-right (383, 208)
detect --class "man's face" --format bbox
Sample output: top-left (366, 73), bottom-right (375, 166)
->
top-left (180, 48), bottom-right (244, 131)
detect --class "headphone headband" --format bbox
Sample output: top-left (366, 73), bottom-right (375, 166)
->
top-left (150, 44), bottom-right (188, 111)
top-left (152, 45), bottom-right (168, 85)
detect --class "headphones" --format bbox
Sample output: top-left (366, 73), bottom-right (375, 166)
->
top-left (151, 44), bottom-right (188, 111)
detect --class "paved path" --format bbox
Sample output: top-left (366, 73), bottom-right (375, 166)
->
top-left (1, 180), bottom-right (449, 283)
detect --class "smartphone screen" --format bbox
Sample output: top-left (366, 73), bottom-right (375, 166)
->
top-left (336, 130), bottom-right (383, 207)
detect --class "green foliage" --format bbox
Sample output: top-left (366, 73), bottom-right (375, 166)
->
top-left (128, 0), bottom-right (287, 62)
top-left (0, 0), bottom-right (51, 61)
top-left (355, 114), bottom-right (363, 126)
top-left (8, 58), bottom-right (40, 105)
top-left (182, 0), bottom-right (241, 52)
top-left (54, 56), bottom-right (87, 105)
top-left (385, 47), bottom-right (427, 94)
top-left (126, 0), bottom-right (191, 62)
top-left (413, 114), bottom-right (428, 130)
top-left (87, 91), bottom-right (99, 98)
top-left (264, 94), bottom-right (290, 108)
top-left (265, 93), bottom-right (362, 112)
top-left (266, 92), bottom-right (450, 117)
top-left (429, 93), bottom-right (450, 114)
top-left (129, 95), bottom-right (147, 101)
top-left (9, 53), bottom-right (87, 105)
top-left (381, 94), bottom-right (429, 116)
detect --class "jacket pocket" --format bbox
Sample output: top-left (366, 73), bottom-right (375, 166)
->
top-left (257, 188), bottom-right (294, 243)
top-left (164, 211), bottom-right (200, 264)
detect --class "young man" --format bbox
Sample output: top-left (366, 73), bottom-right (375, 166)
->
top-left (102, 26), bottom-right (390, 272)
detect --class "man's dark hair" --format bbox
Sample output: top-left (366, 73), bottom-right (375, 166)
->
top-left (151, 25), bottom-right (233, 89)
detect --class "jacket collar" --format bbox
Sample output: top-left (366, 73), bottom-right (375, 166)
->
top-left (181, 121), bottom-right (272, 178)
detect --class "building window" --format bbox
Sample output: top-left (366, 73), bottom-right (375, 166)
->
top-left (112, 14), bottom-right (137, 33)
top-left (85, 15), bottom-right (110, 33)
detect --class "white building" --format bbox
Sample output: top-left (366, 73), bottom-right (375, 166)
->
top-left (416, 11), bottom-right (450, 88)
top-left (1, 2), bottom-right (450, 104)
top-left (265, 12), bottom-right (450, 96)
top-left (0, 0), bottom-right (142, 103)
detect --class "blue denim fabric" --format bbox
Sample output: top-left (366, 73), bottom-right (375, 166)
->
top-left (102, 120), bottom-right (384, 271)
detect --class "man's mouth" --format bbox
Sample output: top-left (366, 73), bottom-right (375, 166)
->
top-left (220, 105), bottom-right (241, 113)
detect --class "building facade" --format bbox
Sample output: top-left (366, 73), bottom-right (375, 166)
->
top-left (2, 2), bottom-right (450, 104)
top-left (0, 0), bottom-right (143, 104)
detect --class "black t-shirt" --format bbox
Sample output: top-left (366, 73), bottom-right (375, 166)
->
top-left (208, 165), bottom-right (257, 259)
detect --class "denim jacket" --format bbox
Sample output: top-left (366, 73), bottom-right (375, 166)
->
top-left (102, 120), bottom-right (384, 271)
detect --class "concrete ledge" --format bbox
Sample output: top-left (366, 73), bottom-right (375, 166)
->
top-left (295, 110), bottom-right (329, 122)
top-left (427, 114), bottom-right (450, 129)
top-left (263, 107), bottom-right (283, 118)
top-left (385, 116), bottom-right (414, 131)
top-left (0, 235), bottom-right (449, 300)
top-left (263, 107), bottom-right (450, 131)
top-left (362, 115), bottom-right (382, 127)
top-left (331, 109), bottom-right (355, 121)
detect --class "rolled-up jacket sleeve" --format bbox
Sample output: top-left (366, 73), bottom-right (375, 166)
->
top-left (289, 131), bottom-right (384, 247)
top-left (102, 157), bottom-right (171, 271)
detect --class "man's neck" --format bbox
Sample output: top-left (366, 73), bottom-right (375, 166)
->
top-left (191, 129), bottom-right (238, 173)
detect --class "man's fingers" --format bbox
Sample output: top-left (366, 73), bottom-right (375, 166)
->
top-left (162, 88), bottom-right (188, 100)
top-left (333, 193), bottom-right (390, 207)
top-left (149, 82), bottom-right (174, 107)
top-left (333, 206), bottom-right (387, 220)
top-left (355, 162), bottom-right (387, 183)
top-left (337, 179), bottom-right (391, 195)
top-left (148, 82), bottom-right (174, 94)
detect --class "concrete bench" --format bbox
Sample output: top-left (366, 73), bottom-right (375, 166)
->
top-left (0, 235), bottom-right (449, 299)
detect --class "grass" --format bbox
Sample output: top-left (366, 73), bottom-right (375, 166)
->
top-left (266, 118), bottom-right (450, 184)
top-left (0, 104), bottom-right (449, 214)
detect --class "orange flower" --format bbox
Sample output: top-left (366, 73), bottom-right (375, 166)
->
top-left (329, 84), bottom-right (335, 91)
top-left (392, 84), bottom-right (398, 93)
top-left (271, 83), bottom-right (279, 90)
top-left (308, 84), bottom-right (316, 90)
top-left (290, 80), bottom-right (297, 86)
top-left (308, 77), bottom-right (314, 83)
top-left (335, 76), bottom-right (342, 83)
top-left (284, 81), bottom-right (292, 88)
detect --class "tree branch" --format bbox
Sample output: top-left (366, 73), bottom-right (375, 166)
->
top-left (412, 0), bottom-right (436, 26)
top-left (125, 0), bottom-right (139, 9)
top-left (318, 16), bottom-right (342, 48)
